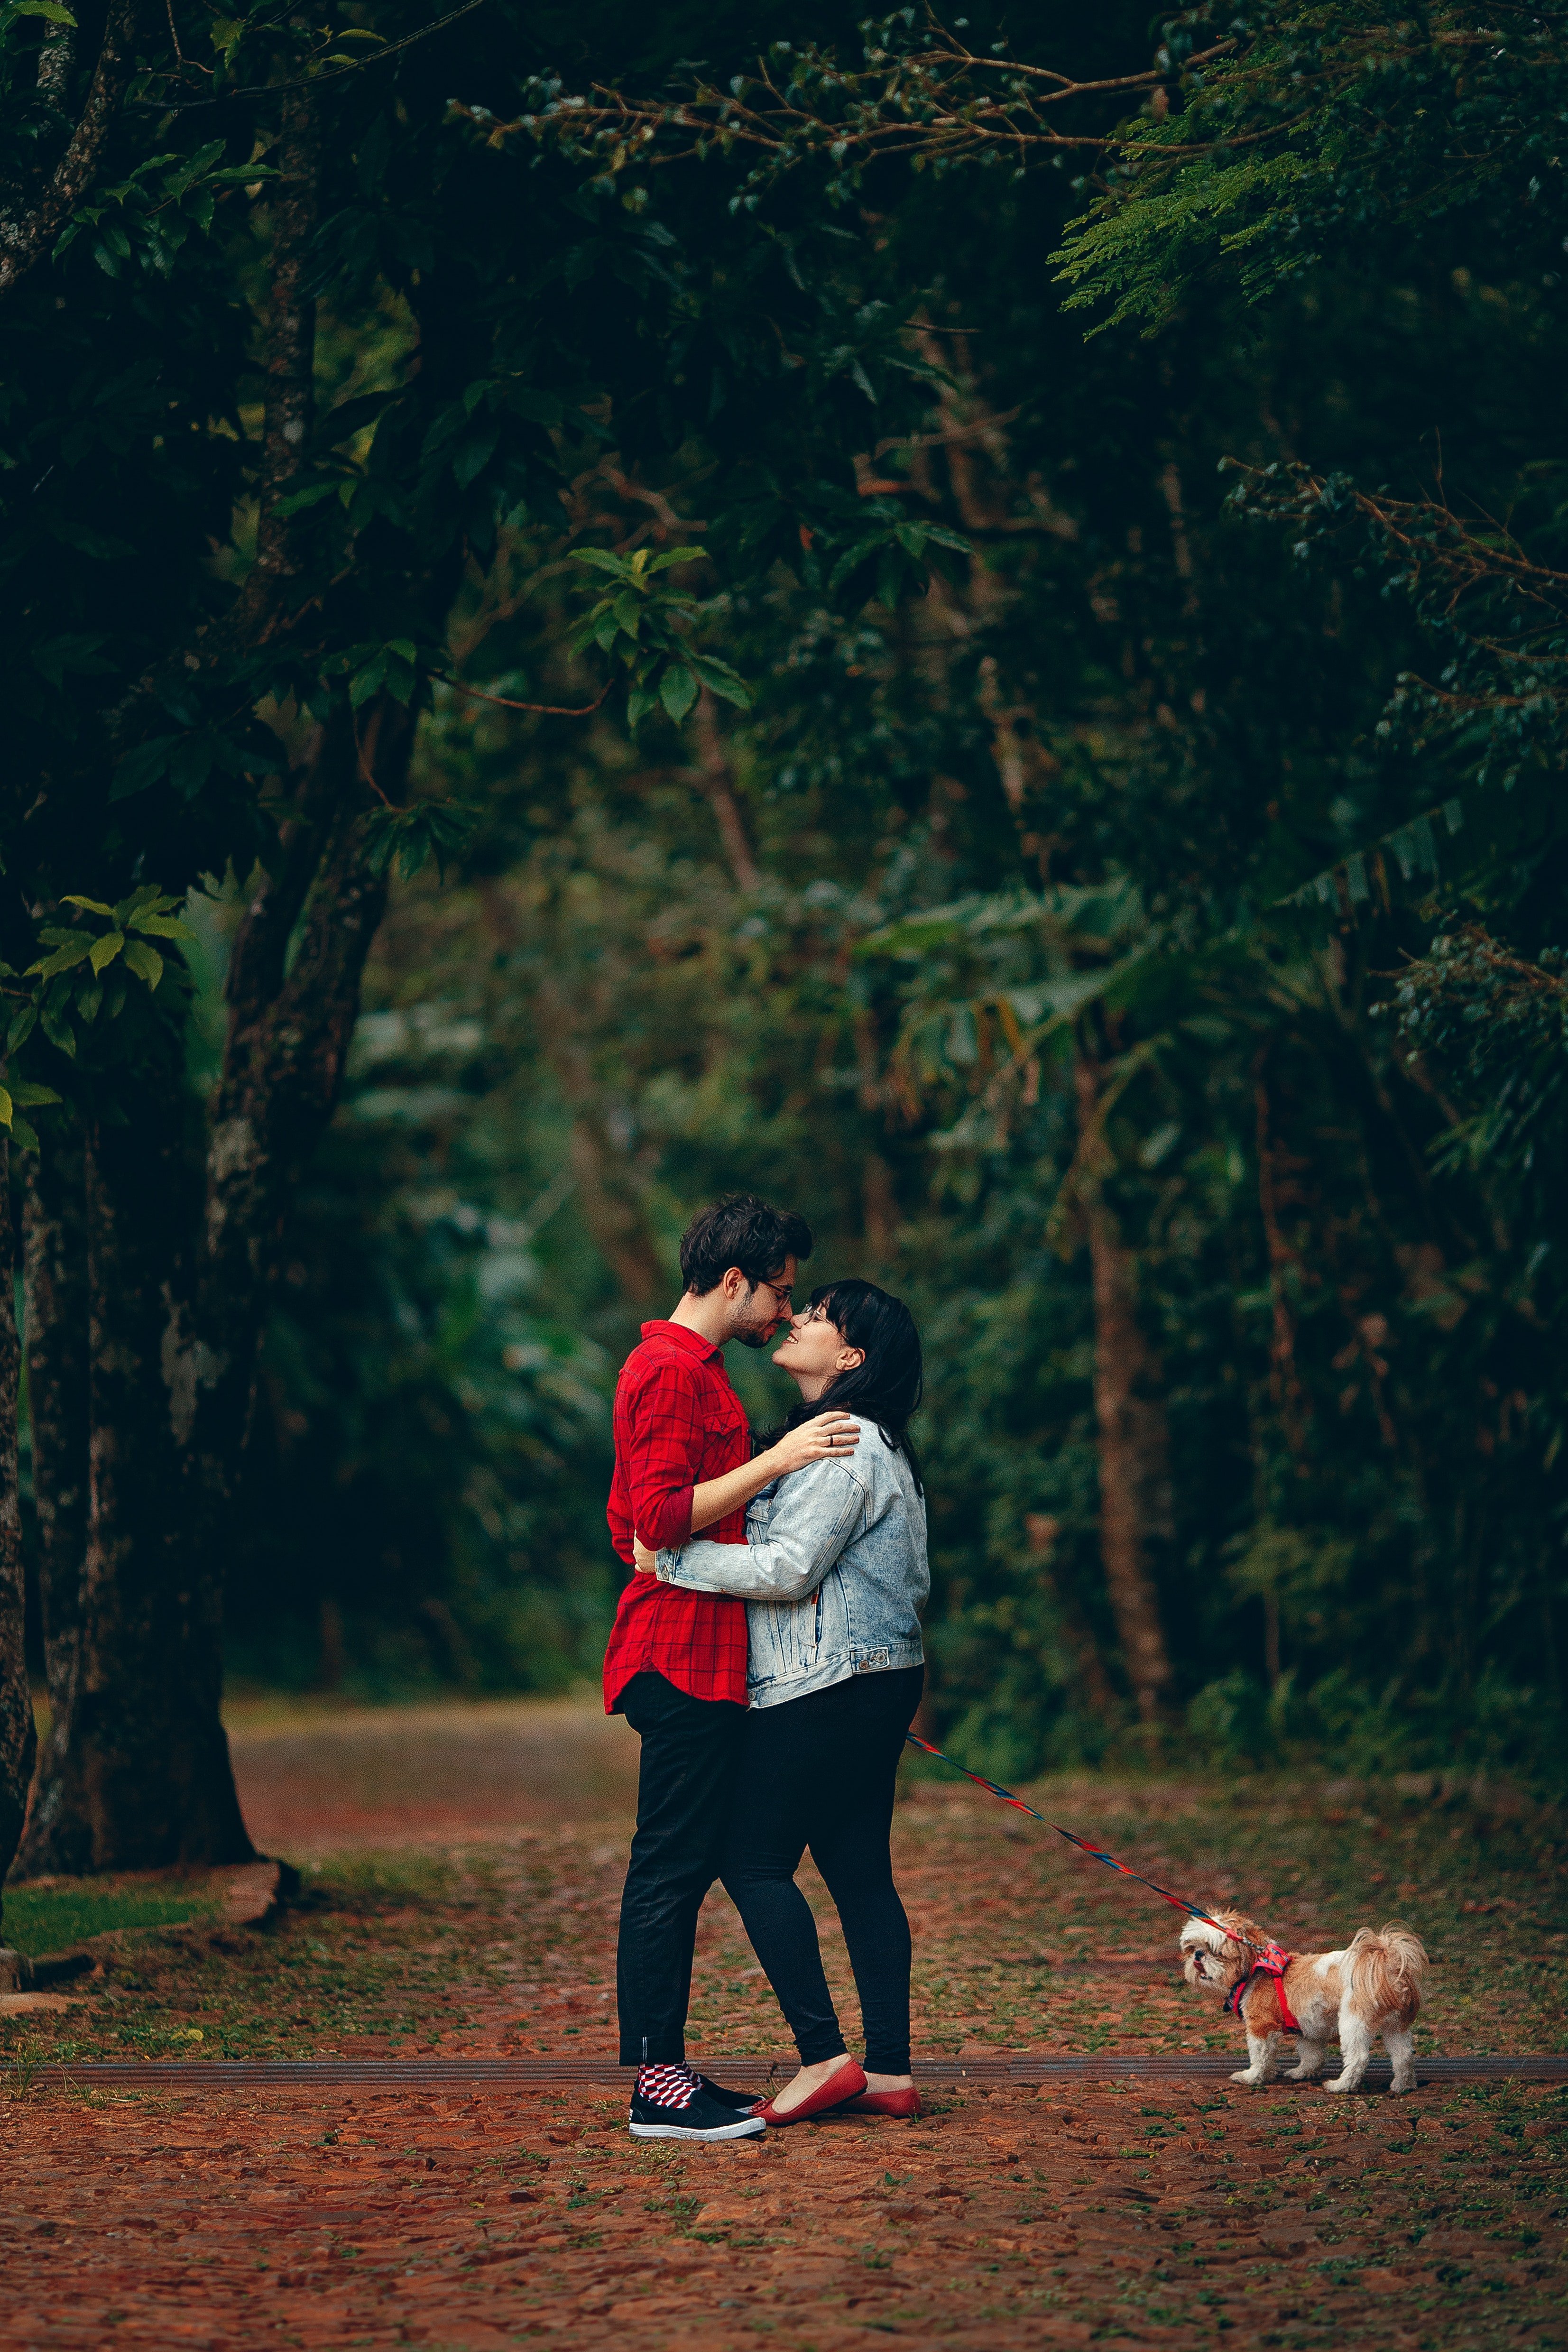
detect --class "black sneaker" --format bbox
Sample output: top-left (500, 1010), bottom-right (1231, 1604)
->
top-left (628, 2081), bottom-right (766, 2141)
top-left (700, 2075), bottom-right (764, 2114)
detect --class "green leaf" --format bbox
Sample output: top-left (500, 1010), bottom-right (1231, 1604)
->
top-left (314, 389), bottom-right (398, 448)
top-left (659, 665), bottom-right (699, 724)
top-left (89, 930), bottom-right (125, 973)
top-left (8, 1081), bottom-right (60, 1108)
top-left (644, 546), bottom-right (708, 575)
top-left (39, 1000), bottom-right (75, 1057)
top-left (110, 737), bottom-right (176, 802)
top-left (60, 895), bottom-right (115, 918)
top-left (32, 634), bottom-right (112, 689)
top-left (122, 939), bottom-right (164, 989)
top-left (272, 480), bottom-right (345, 517)
top-left (127, 914), bottom-right (194, 941)
top-left (27, 936), bottom-right (93, 979)
top-left (686, 653), bottom-right (752, 710)
top-left (9, 1116), bottom-right (39, 1153)
top-left (112, 884), bottom-right (164, 926)
top-left (7, 1006), bottom-right (37, 1054)
top-left (0, 1088), bottom-right (12, 1132)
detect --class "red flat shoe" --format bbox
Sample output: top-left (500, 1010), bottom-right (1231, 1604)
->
top-left (842, 2086), bottom-right (922, 2119)
top-left (753, 2057), bottom-right (867, 2126)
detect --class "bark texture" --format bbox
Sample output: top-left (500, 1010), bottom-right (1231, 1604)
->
top-left (0, 0), bottom-right (141, 300)
top-left (225, 88), bottom-right (320, 645)
top-left (692, 688), bottom-right (760, 890)
top-left (15, 96), bottom-right (418, 1875)
top-left (13, 1136), bottom-right (91, 1875)
top-left (1074, 1052), bottom-right (1175, 1725)
top-left (0, 1146), bottom-right (37, 1913)
top-left (32, 1071), bottom-right (253, 1870)
top-left (183, 707), bottom-right (403, 1591)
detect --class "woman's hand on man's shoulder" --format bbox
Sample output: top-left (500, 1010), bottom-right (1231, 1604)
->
top-left (766, 1412), bottom-right (861, 1479)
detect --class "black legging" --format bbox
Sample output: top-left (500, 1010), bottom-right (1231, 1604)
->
top-left (719, 1663), bottom-right (924, 2075)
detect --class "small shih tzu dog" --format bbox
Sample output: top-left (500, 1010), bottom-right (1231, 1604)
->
top-left (1180, 1909), bottom-right (1428, 2094)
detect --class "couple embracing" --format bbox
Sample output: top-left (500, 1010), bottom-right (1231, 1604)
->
top-left (604, 1194), bottom-right (929, 2142)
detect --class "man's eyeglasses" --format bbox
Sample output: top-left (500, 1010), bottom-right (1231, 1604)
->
top-left (755, 1277), bottom-right (793, 1310)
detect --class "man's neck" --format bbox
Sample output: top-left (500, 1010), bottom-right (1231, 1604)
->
top-left (667, 1289), bottom-right (731, 1348)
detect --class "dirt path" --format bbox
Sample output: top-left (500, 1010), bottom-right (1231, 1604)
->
top-left (7, 2074), bottom-right (1564, 2348)
top-left (4, 1698), bottom-right (1566, 2347)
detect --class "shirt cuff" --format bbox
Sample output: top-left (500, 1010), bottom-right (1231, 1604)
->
top-left (642, 1486), bottom-right (694, 1550)
top-left (655, 1547), bottom-right (688, 1581)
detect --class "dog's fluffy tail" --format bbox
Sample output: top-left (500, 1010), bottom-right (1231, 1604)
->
top-left (1346, 1922), bottom-right (1427, 2025)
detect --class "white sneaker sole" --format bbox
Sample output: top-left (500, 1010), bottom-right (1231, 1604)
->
top-left (628, 2114), bottom-right (765, 2141)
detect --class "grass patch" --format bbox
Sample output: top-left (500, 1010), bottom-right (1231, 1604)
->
top-left (1, 1846), bottom-right (531, 2061)
top-left (3, 1881), bottom-right (219, 1956)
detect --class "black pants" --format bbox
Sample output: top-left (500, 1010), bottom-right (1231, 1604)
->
top-left (719, 1664), bottom-right (924, 2076)
top-left (615, 1671), bottom-right (747, 2066)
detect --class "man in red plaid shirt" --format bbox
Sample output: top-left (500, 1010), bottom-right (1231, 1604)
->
top-left (606, 1194), bottom-right (859, 2141)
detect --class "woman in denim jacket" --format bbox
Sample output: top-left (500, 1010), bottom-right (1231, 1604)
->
top-left (637, 1279), bottom-right (929, 2125)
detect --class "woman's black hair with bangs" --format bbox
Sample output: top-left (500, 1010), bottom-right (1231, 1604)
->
top-left (779, 1277), bottom-right (924, 1492)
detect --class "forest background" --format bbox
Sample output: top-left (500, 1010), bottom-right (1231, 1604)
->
top-left (2, 0), bottom-right (1566, 1897)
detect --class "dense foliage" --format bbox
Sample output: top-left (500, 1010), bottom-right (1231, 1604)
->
top-left (8, 0), bottom-right (1568, 1822)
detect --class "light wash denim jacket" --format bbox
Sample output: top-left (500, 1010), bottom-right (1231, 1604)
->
top-left (655, 1414), bottom-right (928, 1707)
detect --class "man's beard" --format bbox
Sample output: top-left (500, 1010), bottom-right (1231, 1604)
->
top-left (733, 1325), bottom-right (775, 1350)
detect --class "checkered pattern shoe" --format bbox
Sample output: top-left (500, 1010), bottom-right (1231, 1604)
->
top-left (628, 2062), bottom-right (765, 2141)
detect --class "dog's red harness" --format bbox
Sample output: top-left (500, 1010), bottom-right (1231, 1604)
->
top-left (1225, 1940), bottom-right (1301, 2035)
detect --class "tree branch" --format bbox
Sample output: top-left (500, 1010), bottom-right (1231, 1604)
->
top-left (0, 0), bottom-right (142, 301)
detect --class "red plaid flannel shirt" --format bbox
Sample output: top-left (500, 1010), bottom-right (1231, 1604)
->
top-left (602, 1321), bottom-right (751, 1711)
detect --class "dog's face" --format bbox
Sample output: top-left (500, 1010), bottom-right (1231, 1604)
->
top-left (1179, 1909), bottom-right (1264, 1996)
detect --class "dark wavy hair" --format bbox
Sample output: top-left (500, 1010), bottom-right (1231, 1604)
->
top-left (778, 1278), bottom-right (924, 1492)
top-left (680, 1193), bottom-right (813, 1296)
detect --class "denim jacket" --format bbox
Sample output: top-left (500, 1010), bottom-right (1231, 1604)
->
top-left (655, 1415), bottom-right (928, 1707)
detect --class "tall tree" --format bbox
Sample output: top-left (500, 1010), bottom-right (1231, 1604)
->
top-left (3, 0), bottom-right (964, 1874)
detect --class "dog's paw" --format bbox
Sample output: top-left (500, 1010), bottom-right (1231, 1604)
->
top-left (1389, 2077), bottom-right (1416, 2096)
top-left (1321, 2077), bottom-right (1351, 2094)
top-left (1228, 2069), bottom-right (1262, 2086)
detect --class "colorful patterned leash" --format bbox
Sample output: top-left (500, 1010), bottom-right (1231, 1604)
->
top-left (904, 1731), bottom-right (1264, 1955)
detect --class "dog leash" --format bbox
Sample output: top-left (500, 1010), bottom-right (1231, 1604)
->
top-left (903, 1731), bottom-right (1267, 1956)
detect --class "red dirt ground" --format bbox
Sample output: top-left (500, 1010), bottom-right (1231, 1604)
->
top-left (7, 2075), bottom-right (1565, 2349)
top-left (4, 1699), bottom-right (1565, 2348)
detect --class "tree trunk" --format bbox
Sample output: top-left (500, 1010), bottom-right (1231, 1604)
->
top-left (565, 1115), bottom-right (666, 1309)
top-left (23, 1060), bottom-right (255, 1871)
top-left (182, 707), bottom-right (403, 1593)
top-left (1024, 1512), bottom-right (1117, 1721)
top-left (0, 1144), bottom-right (37, 1917)
top-left (1074, 1052), bottom-right (1174, 1726)
top-left (692, 688), bottom-right (760, 890)
top-left (12, 101), bottom-right (406, 1873)
top-left (12, 1134), bottom-right (91, 1876)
